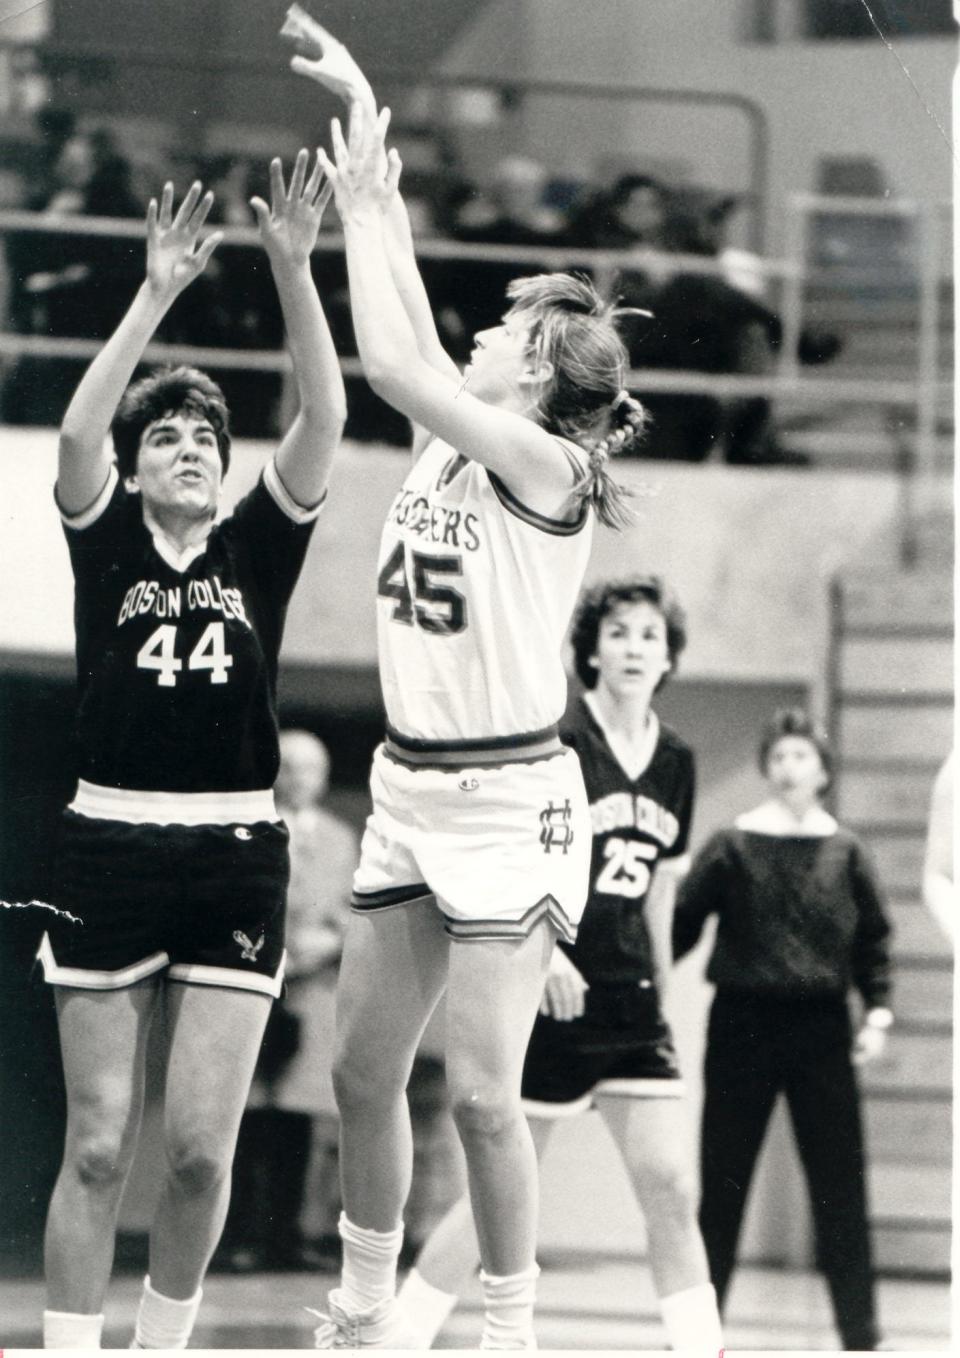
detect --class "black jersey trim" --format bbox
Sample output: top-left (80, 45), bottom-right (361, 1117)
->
top-left (351, 883), bottom-right (435, 911)
top-left (487, 471), bottom-right (588, 536)
top-left (443, 893), bottom-right (578, 944)
top-left (57, 464), bottom-right (119, 530)
top-left (383, 724), bottom-right (563, 768)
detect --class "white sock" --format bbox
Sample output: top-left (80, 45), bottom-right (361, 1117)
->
top-left (396, 1266), bottom-right (459, 1347)
top-left (338, 1211), bottom-right (404, 1313)
top-left (479, 1263), bottom-right (539, 1350)
top-left (660, 1281), bottom-right (723, 1350)
top-left (133, 1275), bottom-right (203, 1350)
top-left (43, 1310), bottom-right (105, 1349)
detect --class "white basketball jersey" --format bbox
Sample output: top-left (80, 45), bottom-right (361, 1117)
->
top-left (376, 438), bottom-right (593, 744)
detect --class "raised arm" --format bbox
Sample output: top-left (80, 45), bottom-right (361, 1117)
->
top-left (57, 183), bottom-right (221, 515)
top-left (250, 149), bottom-right (346, 508)
top-left (282, 8), bottom-right (460, 387)
top-left (319, 111), bottom-right (575, 512)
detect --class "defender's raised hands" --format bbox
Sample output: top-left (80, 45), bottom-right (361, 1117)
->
top-left (250, 149), bottom-right (333, 269)
top-left (146, 181), bottom-right (221, 299)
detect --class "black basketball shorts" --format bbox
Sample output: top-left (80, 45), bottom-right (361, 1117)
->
top-left (38, 809), bottom-right (289, 997)
top-left (521, 979), bottom-right (684, 1116)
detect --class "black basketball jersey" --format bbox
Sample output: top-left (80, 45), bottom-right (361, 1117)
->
top-left (561, 696), bottom-right (695, 984)
top-left (61, 463), bottom-right (318, 794)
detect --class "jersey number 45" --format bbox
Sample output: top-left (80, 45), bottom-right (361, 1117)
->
top-left (378, 543), bottom-right (467, 635)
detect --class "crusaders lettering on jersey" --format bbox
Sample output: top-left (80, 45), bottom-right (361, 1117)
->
top-left (386, 488), bottom-right (482, 552)
top-left (590, 790), bottom-right (680, 849)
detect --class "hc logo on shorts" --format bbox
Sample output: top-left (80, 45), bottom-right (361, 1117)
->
top-left (539, 798), bottom-right (574, 855)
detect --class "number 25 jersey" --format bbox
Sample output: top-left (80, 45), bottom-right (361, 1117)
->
top-left (376, 438), bottom-right (593, 745)
top-left (561, 698), bottom-right (695, 985)
top-left (60, 460), bottom-right (319, 794)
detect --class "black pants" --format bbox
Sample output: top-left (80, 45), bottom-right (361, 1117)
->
top-left (699, 992), bottom-right (878, 1350)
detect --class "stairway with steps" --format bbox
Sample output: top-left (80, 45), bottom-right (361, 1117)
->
top-left (827, 564), bottom-right (953, 1276)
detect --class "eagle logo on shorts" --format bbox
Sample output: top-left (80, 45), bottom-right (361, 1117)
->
top-left (233, 929), bottom-right (265, 962)
top-left (539, 798), bottom-right (574, 855)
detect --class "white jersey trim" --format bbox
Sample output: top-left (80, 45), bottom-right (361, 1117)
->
top-left (522, 1076), bottom-right (685, 1120)
top-left (37, 932), bottom-right (169, 989)
top-left (264, 457), bottom-right (327, 524)
top-left (168, 954), bottom-right (285, 998)
top-left (57, 464), bottom-right (119, 530)
top-left (69, 779), bottom-right (279, 826)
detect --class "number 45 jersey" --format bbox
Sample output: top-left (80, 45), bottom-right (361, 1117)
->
top-left (60, 461), bottom-right (319, 794)
top-left (562, 698), bottom-right (695, 985)
top-left (376, 438), bottom-right (593, 746)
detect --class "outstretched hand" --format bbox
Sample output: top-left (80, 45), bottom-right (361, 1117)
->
top-left (281, 4), bottom-right (376, 115)
top-left (146, 182), bottom-right (222, 300)
top-left (250, 149), bottom-right (333, 269)
top-left (318, 105), bottom-right (401, 220)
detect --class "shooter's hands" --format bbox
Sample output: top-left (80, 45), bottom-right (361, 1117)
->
top-left (539, 946), bottom-right (589, 1022)
top-left (145, 182), bottom-right (221, 300)
top-left (317, 106), bottom-right (400, 221)
top-left (281, 4), bottom-right (376, 116)
top-left (250, 149), bottom-right (333, 270)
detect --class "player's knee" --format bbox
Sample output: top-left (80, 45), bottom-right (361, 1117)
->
top-left (333, 1047), bottom-right (404, 1115)
top-left (71, 1134), bottom-right (130, 1191)
top-left (165, 1139), bottom-right (231, 1197)
top-left (448, 1082), bottom-right (518, 1145)
top-left (633, 1156), bottom-right (699, 1220)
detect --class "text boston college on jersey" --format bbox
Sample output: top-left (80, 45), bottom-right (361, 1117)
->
top-left (116, 574), bottom-right (251, 627)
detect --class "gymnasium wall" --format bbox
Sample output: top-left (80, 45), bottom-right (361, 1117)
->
top-left (0, 429), bottom-right (901, 686)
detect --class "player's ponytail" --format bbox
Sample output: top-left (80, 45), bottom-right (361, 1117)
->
top-left (572, 390), bottom-right (648, 530)
top-left (504, 273), bottom-right (650, 530)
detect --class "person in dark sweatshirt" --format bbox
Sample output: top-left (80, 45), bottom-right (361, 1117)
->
top-left (672, 707), bottom-right (893, 1352)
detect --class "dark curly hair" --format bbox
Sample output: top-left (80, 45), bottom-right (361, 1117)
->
top-left (111, 365), bottom-right (231, 481)
top-left (758, 708), bottom-right (833, 791)
top-left (570, 575), bottom-right (687, 691)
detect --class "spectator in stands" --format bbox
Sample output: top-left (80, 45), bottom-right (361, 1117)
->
top-left (567, 172), bottom-right (668, 251)
top-left (3, 126), bottom-right (145, 425)
top-left (673, 708), bottom-right (893, 1352)
top-left (440, 155), bottom-right (570, 360)
top-left (217, 730), bottom-right (358, 1273)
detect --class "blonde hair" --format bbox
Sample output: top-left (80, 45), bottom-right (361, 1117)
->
top-left (505, 273), bottom-right (648, 530)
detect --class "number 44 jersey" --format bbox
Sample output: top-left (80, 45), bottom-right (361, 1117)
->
top-left (60, 462), bottom-right (319, 793)
top-left (561, 698), bottom-right (695, 986)
top-left (376, 438), bottom-right (593, 745)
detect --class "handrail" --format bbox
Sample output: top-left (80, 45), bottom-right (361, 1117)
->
top-left (0, 36), bottom-right (770, 252)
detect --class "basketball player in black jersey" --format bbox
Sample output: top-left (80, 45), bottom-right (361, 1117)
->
top-left (38, 158), bottom-right (345, 1350)
top-left (396, 578), bottom-right (723, 1350)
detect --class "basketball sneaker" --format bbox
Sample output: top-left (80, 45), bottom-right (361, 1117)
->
top-left (310, 1290), bottom-right (420, 1349)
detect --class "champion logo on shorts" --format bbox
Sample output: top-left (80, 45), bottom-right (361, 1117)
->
top-left (233, 929), bottom-right (265, 962)
top-left (458, 776), bottom-right (479, 792)
top-left (234, 827), bottom-right (253, 841)
top-left (539, 798), bottom-right (574, 855)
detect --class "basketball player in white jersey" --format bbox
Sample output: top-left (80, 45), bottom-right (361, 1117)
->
top-left (284, 14), bottom-right (647, 1348)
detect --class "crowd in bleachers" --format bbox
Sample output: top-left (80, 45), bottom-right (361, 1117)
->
top-left (0, 106), bottom-right (841, 460)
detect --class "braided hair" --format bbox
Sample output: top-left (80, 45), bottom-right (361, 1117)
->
top-left (504, 273), bottom-right (649, 529)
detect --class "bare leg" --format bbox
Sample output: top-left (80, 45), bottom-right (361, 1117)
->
top-left (149, 983), bottom-right (271, 1299)
top-left (413, 1118), bottom-right (554, 1296)
top-left (44, 981), bottom-right (161, 1313)
top-left (443, 924), bottom-right (555, 1277)
top-left (597, 1094), bottom-right (709, 1298)
top-left (332, 902), bottom-right (450, 1231)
